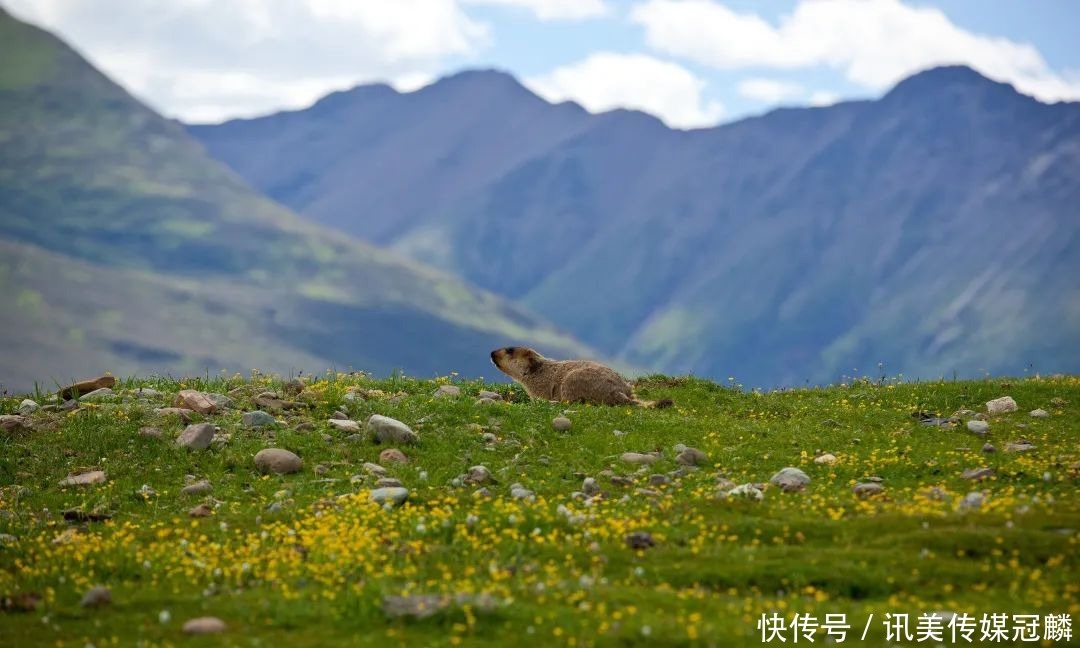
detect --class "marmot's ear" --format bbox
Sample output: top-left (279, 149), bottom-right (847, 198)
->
top-left (526, 355), bottom-right (542, 374)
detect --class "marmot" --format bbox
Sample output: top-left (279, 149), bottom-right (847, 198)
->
top-left (490, 346), bottom-right (672, 408)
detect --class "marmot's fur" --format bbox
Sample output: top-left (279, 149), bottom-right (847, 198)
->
top-left (490, 346), bottom-right (672, 408)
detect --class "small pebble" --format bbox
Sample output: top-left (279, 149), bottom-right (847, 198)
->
top-left (80, 586), bottom-right (111, 608)
top-left (552, 416), bottom-right (572, 431)
top-left (183, 617), bottom-right (227, 635)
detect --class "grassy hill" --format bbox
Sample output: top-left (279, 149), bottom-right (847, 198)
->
top-left (0, 8), bottom-right (594, 392)
top-left (1, 373), bottom-right (1076, 646)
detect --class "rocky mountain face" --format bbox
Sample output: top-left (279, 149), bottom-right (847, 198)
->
top-left (190, 66), bottom-right (1080, 386)
top-left (0, 9), bottom-right (593, 391)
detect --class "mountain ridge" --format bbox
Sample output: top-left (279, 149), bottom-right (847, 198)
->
top-left (189, 62), bottom-right (1080, 386)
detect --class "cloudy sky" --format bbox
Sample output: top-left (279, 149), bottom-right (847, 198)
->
top-left (7, 0), bottom-right (1080, 128)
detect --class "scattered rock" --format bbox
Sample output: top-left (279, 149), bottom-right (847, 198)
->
top-left (724, 483), bottom-right (764, 501)
top-left (0, 415), bottom-right (29, 433)
top-left (465, 465), bottom-right (493, 485)
top-left (510, 483), bottom-right (535, 500)
top-left (985, 396), bottom-right (1018, 415)
top-left (923, 486), bottom-right (950, 501)
top-left (961, 467), bottom-right (994, 481)
top-left (481, 432), bottom-right (497, 443)
top-left (852, 482), bottom-right (885, 498)
top-left (282, 378), bottom-right (305, 396)
top-left (253, 448), bottom-right (303, 474)
top-left (315, 463), bottom-right (330, 476)
top-left (375, 478), bottom-right (403, 488)
top-left (379, 448), bottom-right (408, 464)
top-left (174, 390), bottom-right (217, 414)
top-left (177, 423), bottom-right (215, 450)
top-left (1049, 397), bottom-right (1067, 408)
top-left (382, 593), bottom-right (498, 620)
top-left (552, 416), bottom-right (572, 431)
top-left (960, 492), bottom-right (985, 511)
top-left (370, 487), bottom-right (409, 507)
top-left (294, 422), bottom-right (315, 433)
top-left (59, 470), bottom-right (106, 487)
top-left (434, 385), bottom-right (461, 398)
top-left (1005, 440), bottom-right (1036, 453)
top-left (981, 443), bottom-right (997, 453)
top-left (154, 407), bottom-right (196, 422)
top-left (181, 480), bottom-right (212, 496)
top-left (621, 452), bottom-right (659, 465)
top-left (1029, 409), bottom-right (1049, 419)
top-left (242, 411), bottom-right (276, 428)
top-left (328, 418), bottom-right (360, 432)
top-left (78, 387), bottom-right (116, 402)
top-left (368, 415), bottom-right (419, 445)
top-left (183, 617), bottom-right (227, 635)
top-left (136, 484), bottom-right (157, 498)
top-left (363, 462), bottom-right (388, 477)
top-left (17, 399), bottom-right (39, 415)
top-left (676, 447), bottom-right (708, 466)
top-left (80, 586), bottom-right (111, 608)
top-left (648, 474), bottom-right (671, 487)
top-left (966, 420), bottom-right (989, 435)
top-left (188, 504), bottom-right (213, 518)
top-left (138, 426), bottom-right (163, 439)
top-left (814, 453), bottom-right (838, 465)
top-left (132, 387), bottom-right (162, 399)
top-left (626, 531), bottom-right (655, 550)
top-left (205, 393), bottom-right (233, 410)
top-left (770, 467), bottom-right (811, 492)
top-left (478, 390), bottom-right (501, 401)
top-left (582, 477), bottom-right (600, 497)
top-left (59, 375), bottom-right (116, 401)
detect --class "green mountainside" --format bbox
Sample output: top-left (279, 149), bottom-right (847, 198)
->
top-left (0, 8), bottom-right (593, 391)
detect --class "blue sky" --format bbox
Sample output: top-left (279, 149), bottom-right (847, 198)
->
top-left (7, 0), bottom-right (1080, 127)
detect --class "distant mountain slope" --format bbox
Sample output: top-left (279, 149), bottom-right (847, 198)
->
top-left (0, 8), bottom-right (594, 391)
top-left (190, 66), bottom-right (1080, 386)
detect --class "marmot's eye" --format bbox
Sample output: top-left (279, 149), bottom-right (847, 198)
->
top-left (506, 346), bottom-right (517, 354)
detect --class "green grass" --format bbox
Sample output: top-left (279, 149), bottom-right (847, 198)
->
top-left (1, 373), bottom-right (1077, 647)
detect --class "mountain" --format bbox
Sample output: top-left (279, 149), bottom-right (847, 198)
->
top-left (190, 66), bottom-right (1080, 386)
top-left (0, 9), bottom-right (594, 392)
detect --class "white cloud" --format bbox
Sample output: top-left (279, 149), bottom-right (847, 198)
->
top-left (5, 0), bottom-right (488, 122)
top-left (631, 0), bottom-right (1080, 102)
top-left (808, 90), bottom-right (840, 107)
top-left (525, 52), bottom-right (724, 128)
top-left (737, 78), bottom-right (803, 103)
top-left (463, 0), bottom-right (608, 21)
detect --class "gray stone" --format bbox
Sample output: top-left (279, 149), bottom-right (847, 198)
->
top-left (852, 482), bottom-right (885, 498)
top-left (478, 390), bottom-right (501, 401)
top-left (138, 426), bottom-right (164, 439)
top-left (481, 432), bottom-right (498, 443)
top-left (177, 423), bottom-right (215, 450)
top-left (17, 399), bottom-right (39, 415)
top-left (770, 467), bottom-right (811, 492)
top-left (465, 465), bottom-right (493, 485)
top-left (814, 453), bottom-right (838, 465)
top-left (79, 388), bottom-right (116, 402)
top-left (363, 462), bottom-right (388, 476)
top-left (132, 387), bottom-right (162, 399)
top-left (552, 416), bottom-right (572, 431)
top-left (206, 393), bottom-right (234, 410)
top-left (724, 483), bottom-right (764, 501)
top-left (368, 415), bottom-right (419, 445)
top-left (510, 483), bottom-right (535, 500)
top-left (181, 479), bottom-right (212, 496)
top-left (242, 411), bottom-right (276, 428)
top-left (375, 478), bottom-right (403, 488)
top-left (1029, 409), bottom-right (1049, 419)
top-left (80, 586), bottom-right (111, 608)
top-left (253, 448), bottom-right (302, 474)
top-left (966, 420), bottom-right (989, 435)
top-left (981, 443), bottom-right (997, 453)
top-left (648, 474), bottom-right (670, 487)
top-left (379, 448), bottom-right (408, 464)
top-left (327, 418), bottom-right (360, 432)
top-left (676, 447), bottom-right (708, 466)
top-left (961, 467), bottom-right (994, 481)
top-left (960, 492), bottom-right (985, 510)
top-left (1005, 440), bottom-right (1037, 453)
top-left (59, 470), bottom-right (107, 487)
top-left (174, 390), bottom-right (217, 414)
top-left (986, 396), bottom-right (1018, 415)
top-left (434, 385), bottom-right (461, 398)
top-left (620, 452), bottom-right (659, 465)
top-left (582, 477), bottom-right (600, 497)
top-left (370, 487), bottom-right (409, 507)
top-left (183, 617), bottom-right (227, 635)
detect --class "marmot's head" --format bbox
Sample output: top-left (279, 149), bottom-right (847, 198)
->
top-left (490, 346), bottom-right (543, 380)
